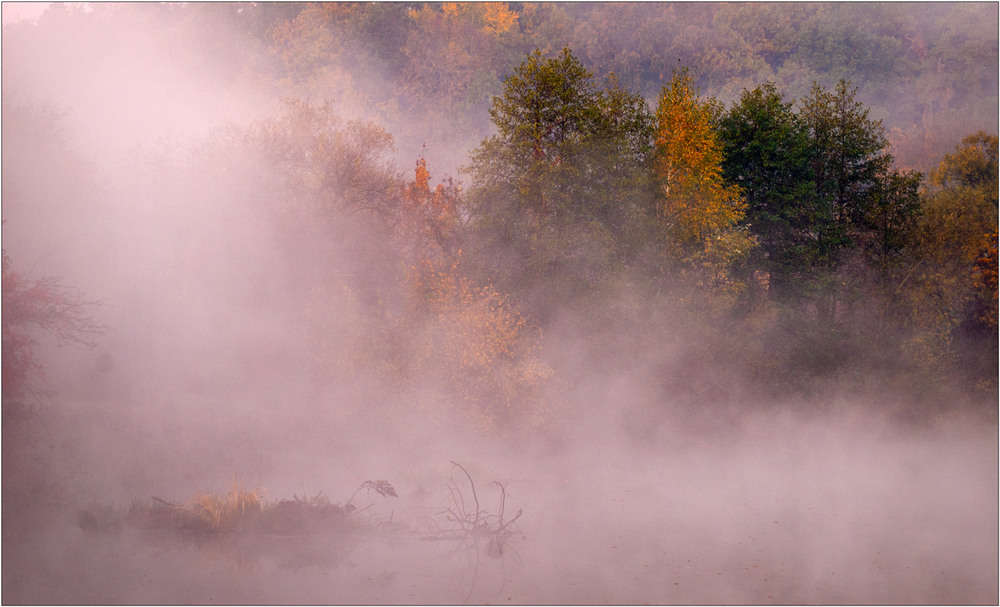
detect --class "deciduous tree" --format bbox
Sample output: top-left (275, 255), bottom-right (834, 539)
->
top-left (654, 68), bottom-right (751, 298)
top-left (2, 249), bottom-right (104, 415)
top-left (400, 158), bottom-right (462, 265)
top-left (899, 132), bottom-right (998, 392)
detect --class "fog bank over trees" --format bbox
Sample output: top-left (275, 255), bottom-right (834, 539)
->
top-left (3, 3), bottom-right (997, 604)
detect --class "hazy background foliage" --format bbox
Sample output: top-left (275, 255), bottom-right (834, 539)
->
top-left (2, 3), bottom-right (996, 604)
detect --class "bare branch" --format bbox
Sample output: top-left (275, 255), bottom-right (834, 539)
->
top-left (449, 460), bottom-right (480, 527)
top-left (2, 267), bottom-right (105, 348)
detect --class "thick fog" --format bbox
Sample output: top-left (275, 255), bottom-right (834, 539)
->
top-left (3, 4), bottom-right (997, 605)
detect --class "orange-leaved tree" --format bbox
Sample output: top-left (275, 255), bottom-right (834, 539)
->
top-left (399, 157), bottom-right (461, 265)
top-left (654, 68), bottom-right (753, 297)
top-left (398, 159), bottom-right (552, 434)
top-left (404, 256), bottom-right (553, 435)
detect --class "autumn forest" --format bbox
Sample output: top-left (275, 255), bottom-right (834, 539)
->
top-left (4, 2), bottom-right (997, 428)
top-left (2, 4), bottom-right (998, 602)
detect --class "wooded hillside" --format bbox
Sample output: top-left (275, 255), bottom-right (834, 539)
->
top-left (3, 3), bottom-right (997, 430)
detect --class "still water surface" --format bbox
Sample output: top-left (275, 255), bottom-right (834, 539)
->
top-left (5, 417), bottom-right (997, 604)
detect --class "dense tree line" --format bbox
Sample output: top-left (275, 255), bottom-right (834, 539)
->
top-left (455, 49), bottom-right (996, 414)
top-left (2, 4), bottom-right (996, 431)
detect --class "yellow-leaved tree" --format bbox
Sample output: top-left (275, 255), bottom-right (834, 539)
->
top-left (654, 68), bottom-right (754, 298)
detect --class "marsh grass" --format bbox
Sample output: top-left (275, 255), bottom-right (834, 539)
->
top-left (117, 481), bottom-right (269, 534)
top-left (185, 481), bottom-right (266, 532)
top-left (74, 468), bottom-right (523, 578)
top-left (112, 479), bottom-right (399, 540)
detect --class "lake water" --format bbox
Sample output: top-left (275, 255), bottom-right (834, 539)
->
top-left (5, 412), bottom-right (997, 605)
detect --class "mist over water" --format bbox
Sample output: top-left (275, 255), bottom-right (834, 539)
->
top-left (5, 394), bottom-right (997, 604)
top-left (3, 4), bottom-right (997, 605)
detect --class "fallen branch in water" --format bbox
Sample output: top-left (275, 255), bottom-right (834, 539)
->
top-left (422, 461), bottom-right (522, 556)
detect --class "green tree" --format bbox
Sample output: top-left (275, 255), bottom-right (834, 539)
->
top-left (463, 48), bottom-right (655, 317)
top-left (861, 168), bottom-right (923, 344)
top-left (796, 79), bottom-right (897, 323)
top-left (473, 48), bottom-right (600, 222)
top-left (802, 80), bottom-right (892, 226)
top-left (718, 82), bottom-right (814, 300)
top-left (718, 79), bottom-right (927, 387)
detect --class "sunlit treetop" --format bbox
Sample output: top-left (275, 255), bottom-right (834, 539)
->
top-left (654, 68), bottom-right (744, 248)
top-left (481, 2), bottom-right (519, 36)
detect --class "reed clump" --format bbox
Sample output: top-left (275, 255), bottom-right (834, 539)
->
top-left (119, 480), bottom-right (396, 537)
top-left (186, 483), bottom-right (266, 533)
top-left (124, 482), bottom-right (267, 534)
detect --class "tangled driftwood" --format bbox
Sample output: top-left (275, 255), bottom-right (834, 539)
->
top-left (419, 461), bottom-right (521, 557)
